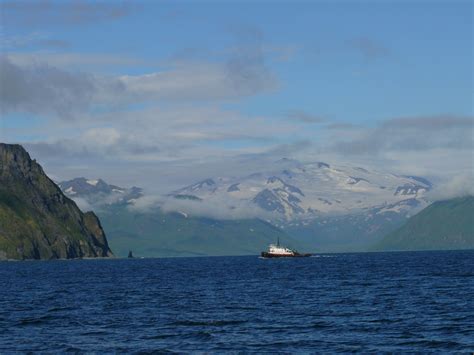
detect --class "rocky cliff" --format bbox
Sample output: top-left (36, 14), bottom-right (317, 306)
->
top-left (0, 143), bottom-right (114, 260)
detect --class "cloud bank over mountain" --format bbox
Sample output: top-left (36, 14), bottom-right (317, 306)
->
top-left (1, 1), bottom-right (472, 203)
top-left (427, 174), bottom-right (474, 202)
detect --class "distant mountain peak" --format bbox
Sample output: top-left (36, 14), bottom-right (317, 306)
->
top-left (167, 161), bottom-right (431, 221)
top-left (86, 179), bottom-right (100, 186)
top-left (266, 176), bottom-right (283, 184)
top-left (59, 177), bottom-right (142, 207)
top-left (402, 175), bottom-right (433, 188)
top-left (200, 178), bottom-right (216, 186)
top-left (172, 178), bottom-right (217, 196)
top-left (227, 183), bottom-right (240, 192)
top-left (316, 162), bottom-right (330, 168)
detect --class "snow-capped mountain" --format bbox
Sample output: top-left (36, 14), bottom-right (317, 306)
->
top-left (171, 160), bottom-right (431, 221)
top-left (56, 162), bottom-right (433, 253)
top-left (59, 177), bottom-right (142, 206)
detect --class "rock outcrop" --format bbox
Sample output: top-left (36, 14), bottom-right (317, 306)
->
top-left (0, 143), bottom-right (114, 260)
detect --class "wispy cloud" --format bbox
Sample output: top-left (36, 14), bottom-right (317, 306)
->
top-left (285, 110), bottom-right (326, 124)
top-left (331, 115), bottom-right (474, 155)
top-left (19, 102), bottom-right (299, 164)
top-left (308, 115), bottom-right (474, 186)
top-left (324, 123), bottom-right (359, 130)
top-left (427, 173), bottom-right (474, 201)
top-left (347, 37), bottom-right (389, 60)
top-left (0, 32), bottom-right (70, 50)
top-left (129, 194), bottom-right (275, 220)
top-left (6, 52), bottom-right (144, 68)
top-left (19, 111), bottom-right (473, 195)
top-left (0, 56), bottom-right (125, 119)
top-left (1, 44), bottom-right (278, 118)
top-left (1, 1), bottom-right (136, 28)
top-left (120, 59), bottom-right (277, 103)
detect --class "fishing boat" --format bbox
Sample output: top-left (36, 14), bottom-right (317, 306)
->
top-left (260, 238), bottom-right (311, 258)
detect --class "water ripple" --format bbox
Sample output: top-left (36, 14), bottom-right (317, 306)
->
top-left (0, 251), bottom-right (473, 352)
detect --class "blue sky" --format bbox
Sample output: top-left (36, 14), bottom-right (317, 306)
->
top-left (0, 0), bottom-right (472, 191)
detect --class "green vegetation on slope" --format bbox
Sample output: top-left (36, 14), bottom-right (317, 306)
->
top-left (286, 212), bottom-right (408, 253)
top-left (97, 205), bottom-right (303, 257)
top-left (374, 196), bottom-right (474, 251)
top-left (0, 143), bottom-right (113, 260)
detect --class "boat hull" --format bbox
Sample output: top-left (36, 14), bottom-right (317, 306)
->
top-left (261, 252), bottom-right (311, 258)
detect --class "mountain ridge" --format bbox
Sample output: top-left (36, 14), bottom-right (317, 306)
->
top-left (60, 177), bottom-right (143, 206)
top-left (374, 195), bottom-right (474, 251)
top-left (57, 159), bottom-right (434, 255)
top-left (168, 160), bottom-right (431, 221)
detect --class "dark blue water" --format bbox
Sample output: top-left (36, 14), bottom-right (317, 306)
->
top-left (1, 251), bottom-right (473, 352)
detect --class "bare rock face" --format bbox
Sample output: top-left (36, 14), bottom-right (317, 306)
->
top-left (0, 143), bottom-right (114, 260)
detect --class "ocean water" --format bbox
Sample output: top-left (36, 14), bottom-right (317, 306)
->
top-left (1, 251), bottom-right (473, 352)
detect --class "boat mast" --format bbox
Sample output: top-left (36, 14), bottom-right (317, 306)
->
top-left (277, 237), bottom-right (280, 247)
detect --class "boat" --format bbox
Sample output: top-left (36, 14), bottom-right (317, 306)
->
top-left (260, 238), bottom-right (311, 258)
top-left (128, 250), bottom-right (134, 258)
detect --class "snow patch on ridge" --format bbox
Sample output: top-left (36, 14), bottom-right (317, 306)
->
top-left (169, 160), bottom-right (432, 221)
top-left (65, 186), bottom-right (76, 195)
top-left (86, 179), bottom-right (99, 186)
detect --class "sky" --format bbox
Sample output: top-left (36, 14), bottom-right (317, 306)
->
top-left (0, 0), bottom-right (472, 193)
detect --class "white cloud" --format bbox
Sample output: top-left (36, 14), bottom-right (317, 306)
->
top-left (1, 51), bottom-right (278, 118)
top-left (330, 115), bottom-right (474, 155)
top-left (129, 194), bottom-right (275, 220)
top-left (120, 60), bottom-right (277, 102)
top-left (1, 1), bottom-right (135, 28)
top-left (70, 197), bottom-right (93, 213)
top-left (7, 52), bottom-right (144, 68)
top-left (82, 128), bottom-right (121, 147)
top-left (21, 110), bottom-right (474, 199)
top-left (427, 173), bottom-right (474, 201)
top-left (22, 105), bottom-right (298, 165)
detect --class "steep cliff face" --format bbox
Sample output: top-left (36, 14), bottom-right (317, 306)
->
top-left (0, 143), bottom-right (114, 260)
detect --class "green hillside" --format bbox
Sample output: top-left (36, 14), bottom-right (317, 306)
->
top-left (0, 143), bottom-right (113, 260)
top-left (374, 196), bottom-right (474, 251)
top-left (97, 205), bottom-right (303, 257)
